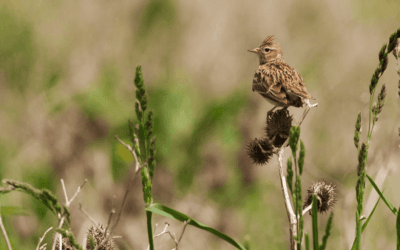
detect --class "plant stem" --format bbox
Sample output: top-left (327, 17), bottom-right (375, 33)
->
top-left (147, 211), bottom-right (154, 250)
top-left (305, 233), bottom-right (310, 250)
top-left (278, 148), bottom-right (297, 250)
top-left (355, 211), bottom-right (361, 250)
top-left (0, 215), bottom-right (12, 250)
top-left (276, 102), bottom-right (317, 249)
top-left (312, 195), bottom-right (319, 250)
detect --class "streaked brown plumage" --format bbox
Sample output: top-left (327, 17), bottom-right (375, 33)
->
top-left (248, 36), bottom-right (313, 114)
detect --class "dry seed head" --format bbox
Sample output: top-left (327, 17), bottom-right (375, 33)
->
top-left (354, 112), bottom-right (362, 149)
top-left (357, 143), bottom-right (368, 176)
top-left (354, 132), bottom-right (360, 149)
top-left (381, 57), bottom-right (388, 73)
top-left (53, 233), bottom-right (76, 250)
top-left (303, 180), bottom-right (336, 213)
top-left (247, 138), bottom-right (274, 165)
top-left (392, 37), bottom-right (400, 59)
top-left (379, 44), bottom-right (386, 61)
top-left (376, 83), bottom-right (387, 116)
top-left (371, 102), bottom-right (377, 114)
top-left (265, 108), bottom-right (293, 148)
top-left (388, 32), bottom-right (399, 53)
top-left (369, 68), bottom-right (380, 94)
top-left (355, 112), bottom-right (362, 132)
top-left (86, 224), bottom-right (114, 250)
top-left (398, 78), bottom-right (400, 97)
top-left (358, 143), bottom-right (366, 164)
top-left (378, 83), bottom-right (387, 103)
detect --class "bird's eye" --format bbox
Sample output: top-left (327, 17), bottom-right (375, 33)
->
top-left (263, 48), bottom-right (270, 53)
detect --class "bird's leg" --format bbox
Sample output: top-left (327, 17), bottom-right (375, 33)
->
top-left (297, 99), bottom-right (318, 126)
top-left (267, 106), bottom-right (278, 118)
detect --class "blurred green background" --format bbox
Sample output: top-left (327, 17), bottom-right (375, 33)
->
top-left (0, 0), bottom-right (399, 249)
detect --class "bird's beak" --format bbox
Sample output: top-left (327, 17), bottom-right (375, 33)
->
top-left (248, 48), bottom-right (260, 53)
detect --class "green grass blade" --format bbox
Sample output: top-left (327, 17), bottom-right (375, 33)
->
top-left (305, 233), bottom-right (310, 250)
top-left (362, 197), bottom-right (380, 232)
top-left (355, 211), bottom-right (361, 250)
top-left (298, 140), bottom-right (305, 175)
top-left (397, 205), bottom-right (400, 250)
top-left (351, 188), bottom-right (382, 249)
top-left (146, 203), bottom-right (246, 250)
top-left (312, 195), bottom-right (319, 250)
top-left (319, 212), bottom-right (333, 250)
top-left (366, 175), bottom-right (397, 215)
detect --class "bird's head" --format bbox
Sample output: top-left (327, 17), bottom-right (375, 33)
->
top-left (248, 36), bottom-right (282, 64)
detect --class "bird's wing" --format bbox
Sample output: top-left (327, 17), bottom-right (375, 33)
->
top-left (252, 64), bottom-right (288, 104)
top-left (277, 61), bottom-right (313, 99)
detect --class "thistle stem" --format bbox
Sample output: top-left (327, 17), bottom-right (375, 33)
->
top-left (278, 148), bottom-right (297, 250)
top-left (276, 101), bottom-right (317, 249)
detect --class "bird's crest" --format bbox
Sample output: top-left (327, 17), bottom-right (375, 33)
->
top-left (260, 36), bottom-right (276, 47)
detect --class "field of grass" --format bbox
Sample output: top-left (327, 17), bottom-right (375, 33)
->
top-left (0, 0), bottom-right (399, 249)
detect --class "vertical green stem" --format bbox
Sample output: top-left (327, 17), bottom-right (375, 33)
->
top-left (312, 195), bottom-right (319, 250)
top-left (146, 210), bottom-right (154, 250)
top-left (140, 166), bottom-right (154, 249)
top-left (133, 65), bottom-right (155, 250)
top-left (305, 233), bottom-right (310, 250)
top-left (396, 206), bottom-right (400, 250)
top-left (355, 211), bottom-right (361, 250)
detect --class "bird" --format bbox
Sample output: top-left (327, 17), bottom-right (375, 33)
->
top-left (248, 36), bottom-right (313, 116)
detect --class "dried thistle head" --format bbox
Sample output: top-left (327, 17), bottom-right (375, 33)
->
top-left (53, 233), bottom-right (76, 250)
top-left (86, 224), bottom-right (114, 250)
top-left (303, 180), bottom-right (336, 214)
top-left (265, 108), bottom-right (293, 148)
top-left (247, 138), bottom-right (274, 165)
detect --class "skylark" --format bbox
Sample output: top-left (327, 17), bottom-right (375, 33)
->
top-left (249, 36), bottom-right (313, 115)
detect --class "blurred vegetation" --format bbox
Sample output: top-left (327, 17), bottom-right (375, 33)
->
top-left (0, 0), bottom-right (399, 249)
top-left (0, 7), bottom-right (35, 93)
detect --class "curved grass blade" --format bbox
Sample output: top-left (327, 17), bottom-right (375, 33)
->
top-left (362, 197), bottom-right (380, 232)
top-left (319, 212), bottom-right (333, 250)
top-left (366, 175), bottom-right (397, 215)
top-left (146, 203), bottom-right (246, 250)
top-left (397, 205), bottom-right (400, 250)
top-left (351, 196), bottom-right (382, 249)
